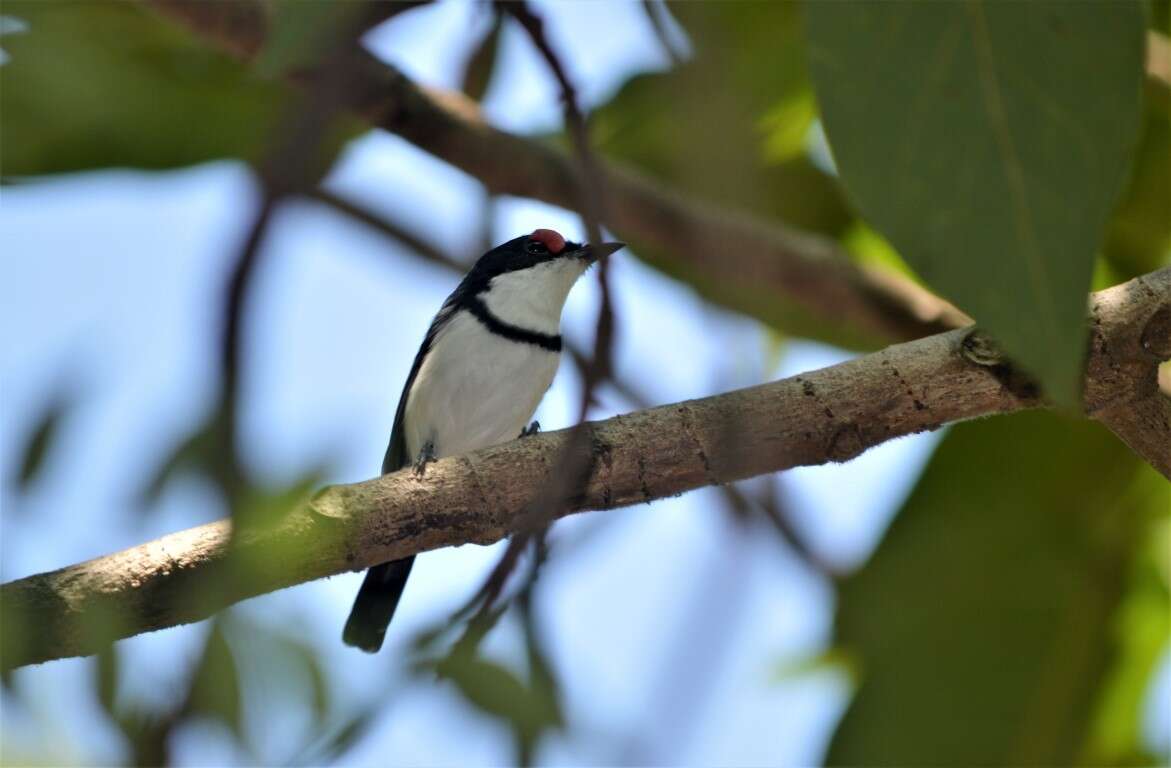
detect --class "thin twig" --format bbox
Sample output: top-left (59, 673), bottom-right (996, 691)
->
top-left (306, 188), bottom-right (467, 272)
top-left (498, 1), bottom-right (613, 412)
top-left (217, 197), bottom-right (276, 499)
top-left (454, 2), bottom-right (621, 620)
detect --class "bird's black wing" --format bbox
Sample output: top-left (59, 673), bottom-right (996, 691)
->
top-left (343, 288), bottom-right (467, 652)
top-left (379, 293), bottom-right (462, 473)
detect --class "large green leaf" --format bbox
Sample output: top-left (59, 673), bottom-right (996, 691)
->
top-left (828, 412), bottom-right (1170, 765)
top-left (805, 3), bottom-right (1147, 406)
top-left (1, 1), bottom-right (290, 176)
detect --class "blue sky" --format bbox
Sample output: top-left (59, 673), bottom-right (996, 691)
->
top-left (3, 1), bottom-right (1163, 765)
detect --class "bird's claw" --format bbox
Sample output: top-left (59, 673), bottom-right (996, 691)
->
top-left (413, 441), bottom-right (437, 478)
top-left (519, 420), bottom-right (541, 438)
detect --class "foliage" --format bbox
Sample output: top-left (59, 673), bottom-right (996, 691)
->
top-left (828, 413), bottom-right (1169, 765)
top-left (0, 1), bottom-right (290, 174)
top-left (1, 0), bottom-right (1168, 766)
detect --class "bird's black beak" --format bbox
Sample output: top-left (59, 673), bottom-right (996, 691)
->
top-left (574, 241), bottom-right (625, 263)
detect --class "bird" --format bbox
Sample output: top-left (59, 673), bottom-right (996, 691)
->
top-left (343, 228), bottom-right (624, 652)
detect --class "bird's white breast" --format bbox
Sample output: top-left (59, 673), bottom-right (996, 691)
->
top-left (402, 310), bottom-right (560, 460)
top-left (480, 258), bottom-right (585, 334)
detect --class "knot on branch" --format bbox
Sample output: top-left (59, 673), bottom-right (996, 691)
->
top-left (960, 329), bottom-right (1005, 366)
top-left (827, 421), bottom-right (865, 462)
top-left (960, 329), bottom-right (1040, 401)
top-left (1140, 305), bottom-right (1171, 359)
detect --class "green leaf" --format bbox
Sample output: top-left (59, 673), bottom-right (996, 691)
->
top-left (231, 615), bottom-right (332, 722)
top-left (434, 654), bottom-right (559, 748)
top-left (289, 709), bottom-right (377, 766)
top-left (186, 620), bottom-right (244, 740)
top-left (95, 646), bottom-right (119, 717)
top-left (828, 412), bottom-right (1170, 765)
top-left (1083, 526), bottom-right (1170, 764)
top-left (0, 1), bottom-right (299, 176)
top-left (772, 646), bottom-right (858, 683)
top-left (419, 606), bottom-right (562, 761)
top-left (254, 1), bottom-right (425, 79)
top-left (437, 655), bottom-right (531, 723)
top-left (13, 394), bottom-right (68, 490)
top-left (806, 2), bottom-right (1147, 406)
top-left (460, 10), bottom-right (503, 102)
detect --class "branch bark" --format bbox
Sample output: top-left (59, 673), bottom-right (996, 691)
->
top-left (4, 268), bottom-right (1167, 671)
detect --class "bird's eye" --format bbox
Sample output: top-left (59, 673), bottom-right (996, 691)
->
top-left (526, 240), bottom-right (549, 255)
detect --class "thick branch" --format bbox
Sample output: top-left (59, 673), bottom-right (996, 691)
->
top-left (4, 269), bottom-right (1166, 670)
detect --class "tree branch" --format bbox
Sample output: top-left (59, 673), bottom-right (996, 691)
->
top-left (4, 268), bottom-right (1166, 671)
top-left (144, 0), bottom-right (968, 349)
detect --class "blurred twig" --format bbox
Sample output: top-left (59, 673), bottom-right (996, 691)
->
top-left (122, 8), bottom-right (394, 762)
top-left (721, 481), bottom-right (841, 580)
top-left (498, 0), bottom-right (613, 409)
top-left (438, 3), bottom-right (622, 644)
top-left (306, 188), bottom-right (466, 272)
top-left (216, 198), bottom-right (276, 499)
top-left (640, 0), bottom-right (686, 66)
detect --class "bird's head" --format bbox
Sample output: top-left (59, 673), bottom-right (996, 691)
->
top-left (464, 229), bottom-right (624, 313)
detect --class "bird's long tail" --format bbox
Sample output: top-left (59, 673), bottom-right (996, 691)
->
top-left (342, 556), bottom-right (415, 653)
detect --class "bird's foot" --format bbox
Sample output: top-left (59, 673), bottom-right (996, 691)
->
top-left (413, 441), bottom-right (437, 478)
top-left (519, 420), bottom-right (541, 438)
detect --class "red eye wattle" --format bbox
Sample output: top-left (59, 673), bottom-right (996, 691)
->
top-left (529, 228), bottom-right (566, 254)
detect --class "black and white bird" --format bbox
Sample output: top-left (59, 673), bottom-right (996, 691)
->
top-left (343, 229), bottom-right (624, 652)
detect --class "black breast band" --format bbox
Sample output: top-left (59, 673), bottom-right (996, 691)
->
top-left (465, 296), bottom-right (562, 352)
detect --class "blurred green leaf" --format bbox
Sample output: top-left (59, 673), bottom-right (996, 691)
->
top-left (434, 652), bottom-right (560, 755)
top-left (116, 708), bottom-right (172, 767)
top-left (230, 614), bottom-right (332, 723)
top-left (0, 1), bottom-right (294, 176)
top-left (521, 620), bottom-right (564, 735)
top-left (828, 412), bottom-right (1170, 765)
top-left (187, 620), bottom-right (244, 740)
top-left (95, 646), bottom-right (119, 717)
top-left (806, 2), bottom-right (1147, 406)
top-left (254, 1), bottom-right (425, 79)
top-left (1083, 520), bottom-right (1170, 764)
top-left (236, 471), bottom-right (325, 531)
top-left (772, 646), bottom-right (858, 684)
top-left (289, 709), bottom-right (378, 767)
top-left (437, 654), bottom-right (531, 723)
top-left (460, 10), bottom-right (503, 102)
top-left (13, 394), bottom-right (68, 490)
top-left (415, 603), bottom-right (561, 763)
top-left (139, 407), bottom-right (231, 507)
top-left (254, 1), bottom-right (343, 79)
